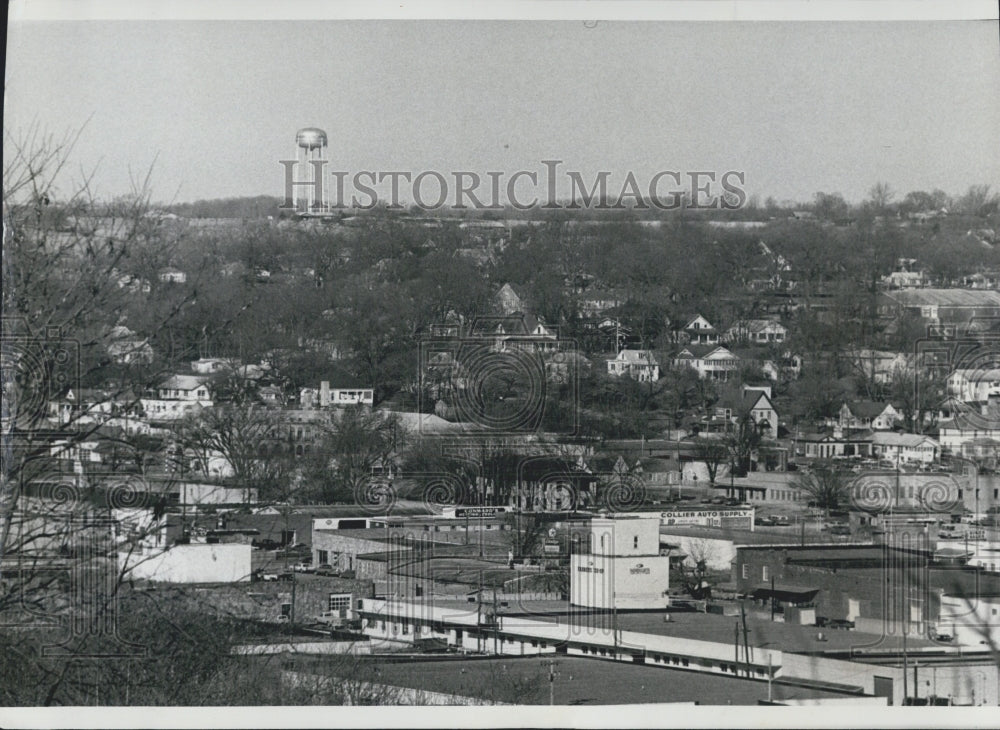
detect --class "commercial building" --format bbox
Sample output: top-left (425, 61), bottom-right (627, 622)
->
top-left (354, 595), bottom-right (997, 705)
top-left (569, 517), bottom-right (670, 610)
top-left (118, 543), bottom-right (251, 583)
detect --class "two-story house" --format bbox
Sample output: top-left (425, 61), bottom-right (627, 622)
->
top-left (948, 368), bottom-right (1000, 404)
top-left (674, 345), bottom-right (741, 381)
top-left (713, 385), bottom-right (779, 438)
top-left (106, 325), bottom-right (154, 365)
top-left (683, 315), bottom-right (719, 345)
top-left (141, 374), bottom-right (213, 420)
top-left (606, 349), bottom-right (660, 382)
top-left (834, 401), bottom-right (902, 431)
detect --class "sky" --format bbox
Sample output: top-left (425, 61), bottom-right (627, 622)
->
top-left (5, 19), bottom-right (999, 206)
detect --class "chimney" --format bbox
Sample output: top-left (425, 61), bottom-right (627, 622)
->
top-left (320, 381), bottom-right (330, 407)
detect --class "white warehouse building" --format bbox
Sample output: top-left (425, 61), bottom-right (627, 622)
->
top-left (569, 516), bottom-right (670, 610)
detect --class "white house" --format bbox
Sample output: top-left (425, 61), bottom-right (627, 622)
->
top-left (158, 267), bottom-right (187, 283)
top-left (871, 432), bottom-right (939, 464)
top-left (107, 325), bottom-right (154, 365)
top-left (834, 401), bottom-right (902, 431)
top-left (881, 270), bottom-right (927, 289)
top-left (847, 349), bottom-right (911, 385)
top-left (141, 374), bottom-right (213, 420)
top-left (948, 368), bottom-right (1000, 404)
top-left (723, 319), bottom-right (787, 344)
top-left (683, 315), bottom-right (719, 345)
top-left (300, 380), bottom-right (374, 408)
top-left (191, 357), bottom-right (241, 374)
top-left (743, 386), bottom-right (779, 439)
top-left (674, 346), bottom-right (740, 381)
top-left (606, 349), bottom-right (660, 382)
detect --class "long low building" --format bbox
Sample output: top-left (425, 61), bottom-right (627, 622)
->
top-left (354, 596), bottom-right (996, 705)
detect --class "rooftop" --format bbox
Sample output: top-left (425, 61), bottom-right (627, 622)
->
top-left (883, 288), bottom-right (1000, 308)
top-left (511, 606), bottom-right (935, 656)
top-left (158, 374), bottom-right (211, 391)
top-left (297, 654), bottom-right (855, 705)
top-left (659, 525), bottom-right (855, 547)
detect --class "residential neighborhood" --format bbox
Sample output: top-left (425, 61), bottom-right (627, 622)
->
top-left (4, 7), bottom-right (1000, 720)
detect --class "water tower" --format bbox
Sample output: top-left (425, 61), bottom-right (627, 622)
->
top-left (295, 127), bottom-right (328, 213)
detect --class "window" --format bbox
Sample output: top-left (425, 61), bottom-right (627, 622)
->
top-left (762, 566), bottom-right (769, 581)
top-left (633, 536), bottom-right (639, 549)
top-left (317, 550), bottom-right (329, 565)
top-left (742, 564), bottom-right (749, 579)
top-left (328, 594), bottom-right (351, 612)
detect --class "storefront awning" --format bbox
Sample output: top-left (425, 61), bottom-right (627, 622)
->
top-left (752, 583), bottom-right (819, 600)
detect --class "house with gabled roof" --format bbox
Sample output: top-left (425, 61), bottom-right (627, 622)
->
top-left (106, 325), bottom-right (154, 365)
top-left (713, 385), bottom-right (779, 438)
top-left (467, 313), bottom-right (559, 353)
top-left (834, 401), bottom-right (902, 431)
top-left (683, 314), bottom-right (719, 345)
top-left (723, 318), bottom-right (787, 345)
top-left (673, 345), bottom-right (740, 381)
top-left (606, 349), bottom-right (660, 382)
top-left (871, 432), bottom-right (939, 464)
top-left (140, 374), bottom-right (213, 420)
top-left (495, 282), bottom-right (526, 316)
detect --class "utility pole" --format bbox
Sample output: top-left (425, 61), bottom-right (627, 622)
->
top-left (734, 622), bottom-right (740, 673)
top-left (902, 628), bottom-right (908, 703)
top-left (549, 657), bottom-right (556, 705)
top-left (740, 603), bottom-right (752, 677)
top-left (770, 575), bottom-right (775, 621)
top-left (767, 654), bottom-right (773, 703)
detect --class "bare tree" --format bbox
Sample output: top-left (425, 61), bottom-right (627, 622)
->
top-left (305, 406), bottom-right (402, 504)
top-left (176, 404), bottom-right (289, 500)
top-left (676, 537), bottom-right (718, 599)
top-left (793, 462), bottom-right (851, 518)
top-left (868, 182), bottom-right (896, 214)
top-left (693, 437), bottom-right (728, 487)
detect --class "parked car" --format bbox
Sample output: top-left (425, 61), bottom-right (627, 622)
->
top-left (292, 561), bottom-right (314, 573)
top-left (315, 563), bottom-right (336, 576)
top-left (710, 496), bottom-right (727, 505)
top-left (260, 573), bottom-right (279, 582)
top-left (828, 525), bottom-right (851, 536)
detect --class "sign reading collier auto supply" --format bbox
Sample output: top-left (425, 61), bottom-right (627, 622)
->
top-left (616, 508), bottom-right (754, 530)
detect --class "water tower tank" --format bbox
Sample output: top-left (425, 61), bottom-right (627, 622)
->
top-left (296, 127), bottom-right (328, 150)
